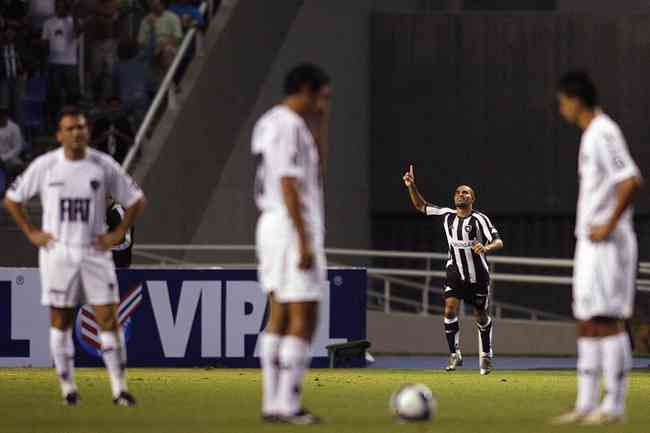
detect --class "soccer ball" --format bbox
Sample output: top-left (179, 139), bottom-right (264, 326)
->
top-left (389, 383), bottom-right (437, 421)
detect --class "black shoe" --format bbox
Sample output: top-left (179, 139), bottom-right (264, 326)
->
top-left (279, 408), bottom-right (322, 425)
top-left (63, 391), bottom-right (80, 406)
top-left (112, 391), bottom-right (137, 407)
top-left (261, 413), bottom-right (280, 423)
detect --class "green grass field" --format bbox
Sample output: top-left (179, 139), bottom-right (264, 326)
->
top-left (1, 368), bottom-right (649, 433)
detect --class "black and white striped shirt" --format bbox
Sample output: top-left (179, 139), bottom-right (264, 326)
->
top-left (425, 205), bottom-right (500, 284)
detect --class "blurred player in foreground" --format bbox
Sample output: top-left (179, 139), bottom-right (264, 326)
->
top-left (552, 71), bottom-right (643, 425)
top-left (403, 166), bottom-right (503, 374)
top-left (3, 106), bottom-right (146, 406)
top-left (252, 63), bottom-right (331, 425)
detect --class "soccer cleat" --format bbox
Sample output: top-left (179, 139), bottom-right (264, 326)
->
top-left (112, 391), bottom-right (137, 407)
top-left (63, 391), bottom-right (80, 406)
top-left (279, 408), bottom-right (322, 425)
top-left (479, 355), bottom-right (492, 375)
top-left (261, 413), bottom-right (280, 423)
top-left (445, 352), bottom-right (463, 371)
top-left (549, 410), bottom-right (588, 425)
top-left (580, 409), bottom-right (624, 425)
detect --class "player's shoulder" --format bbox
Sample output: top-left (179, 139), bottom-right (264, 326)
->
top-left (473, 210), bottom-right (493, 221)
top-left (87, 148), bottom-right (122, 170)
top-left (588, 113), bottom-right (623, 143)
top-left (27, 148), bottom-right (62, 172)
top-left (7, 119), bottom-right (20, 132)
top-left (261, 105), bottom-right (303, 129)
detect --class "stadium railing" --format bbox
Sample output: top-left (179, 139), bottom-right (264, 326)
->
top-left (130, 244), bottom-right (650, 322)
top-left (121, 0), bottom-right (216, 173)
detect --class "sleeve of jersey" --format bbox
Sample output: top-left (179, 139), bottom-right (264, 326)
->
top-left (108, 161), bottom-right (144, 208)
top-left (599, 133), bottom-right (642, 184)
top-left (475, 213), bottom-right (499, 243)
top-left (425, 205), bottom-right (455, 216)
top-left (269, 120), bottom-right (305, 179)
top-left (4, 159), bottom-right (41, 203)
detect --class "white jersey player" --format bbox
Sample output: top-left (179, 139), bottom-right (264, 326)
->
top-left (3, 107), bottom-right (146, 406)
top-left (553, 71), bottom-right (643, 425)
top-left (253, 63), bottom-right (331, 425)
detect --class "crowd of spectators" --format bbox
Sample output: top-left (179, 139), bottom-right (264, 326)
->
top-left (0, 0), bottom-right (211, 195)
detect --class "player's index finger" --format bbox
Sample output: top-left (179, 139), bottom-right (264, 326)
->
top-left (409, 164), bottom-right (414, 176)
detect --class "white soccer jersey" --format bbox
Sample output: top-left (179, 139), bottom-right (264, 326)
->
top-left (252, 105), bottom-right (324, 235)
top-left (6, 148), bottom-right (143, 247)
top-left (575, 112), bottom-right (641, 239)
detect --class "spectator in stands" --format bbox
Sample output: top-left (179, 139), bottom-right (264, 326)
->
top-left (1, 0), bottom-right (29, 33)
top-left (114, 38), bottom-right (148, 127)
top-left (168, 0), bottom-right (203, 32)
top-left (0, 107), bottom-right (25, 181)
top-left (91, 96), bottom-right (134, 163)
top-left (137, 0), bottom-right (182, 81)
top-left (41, 0), bottom-right (84, 128)
top-left (88, 0), bottom-right (119, 104)
top-left (28, 0), bottom-right (55, 33)
top-left (0, 26), bottom-right (30, 127)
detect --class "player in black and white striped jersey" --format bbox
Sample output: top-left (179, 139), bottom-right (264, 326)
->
top-left (403, 165), bottom-right (503, 375)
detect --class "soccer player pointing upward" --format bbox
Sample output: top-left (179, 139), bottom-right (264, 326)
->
top-left (403, 165), bottom-right (503, 374)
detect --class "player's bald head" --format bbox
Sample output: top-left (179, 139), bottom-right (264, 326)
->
top-left (455, 185), bottom-right (475, 200)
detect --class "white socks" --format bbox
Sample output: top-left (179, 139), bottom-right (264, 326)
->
top-left (100, 330), bottom-right (128, 398)
top-left (600, 332), bottom-right (632, 416)
top-left (259, 333), bottom-right (281, 414)
top-left (575, 333), bottom-right (632, 416)
top-left (50, 327), bottom-right (77, 396)
top-left (575, 337), bottom-right (601, 413)
top-left (276, 335), bottom-right (311, 416)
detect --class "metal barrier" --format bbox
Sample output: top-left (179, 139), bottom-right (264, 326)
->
top-left (122, 0), bottom-right (214, 173)
top-left (130, 244), bottom-right (650, 321)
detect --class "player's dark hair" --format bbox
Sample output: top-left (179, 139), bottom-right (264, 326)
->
top-left (557, 70), bottom-right (598, 108)
top-left (284, 63), bottom-right (330, 96)
top-left (57, 105), bottom-right (86, 129)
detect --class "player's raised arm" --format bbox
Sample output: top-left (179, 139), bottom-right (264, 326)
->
top-left (281, 176), bottom-right (313, 270)
top-left (403, 164), bottom-right (428, 213)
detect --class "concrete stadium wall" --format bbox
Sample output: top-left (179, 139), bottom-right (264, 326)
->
top-left (368, 311), bottom-right (577, 355)
top-left (557, 0), bottom-right (650, 12)
top-left (183, 0), bottom-right (429, 263)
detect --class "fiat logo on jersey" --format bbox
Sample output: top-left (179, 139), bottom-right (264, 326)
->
top-left (74, 283), bottom-right (143, 357)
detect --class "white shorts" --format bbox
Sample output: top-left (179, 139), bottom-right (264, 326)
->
top-left (573, 231), bottom-right (637, 320)
top-left (39, 244), bottom-right (119, 308)
top-left (255, 212), bottom-right (326, 303)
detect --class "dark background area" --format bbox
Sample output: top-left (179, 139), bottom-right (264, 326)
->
top-left (368, 11), bottom-right (650, 316)
top-left (370, 12), bottom-right (650, 259)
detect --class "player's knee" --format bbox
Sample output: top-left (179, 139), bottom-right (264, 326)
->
top-left (266, 316), bottom-right (288, 335)
top-left (474, 308), bottom-right (488, 324)
top-left (96, 315), bottom-right (119, 331)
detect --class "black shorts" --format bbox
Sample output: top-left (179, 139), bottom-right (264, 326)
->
top-left (443, 266), bottom-right (489, 311)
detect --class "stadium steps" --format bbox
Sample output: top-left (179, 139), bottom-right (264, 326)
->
top-left (131, 0), bottom-right (304, 261)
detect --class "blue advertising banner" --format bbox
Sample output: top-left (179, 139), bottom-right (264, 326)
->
top-left (0, 268), bottom-right (367, 368)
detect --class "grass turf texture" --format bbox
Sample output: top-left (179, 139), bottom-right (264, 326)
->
top-left (1, 368), bottom-right (649, 433)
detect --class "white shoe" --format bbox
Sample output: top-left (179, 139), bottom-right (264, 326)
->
top-left (580, 409), bottom-right (624, 425)
top-left (549, 410), bottom-right (588, 425)
top-left (445, 352), bottom-right (463, 371)
top-left (479, 355), bottom-right (492, 375)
